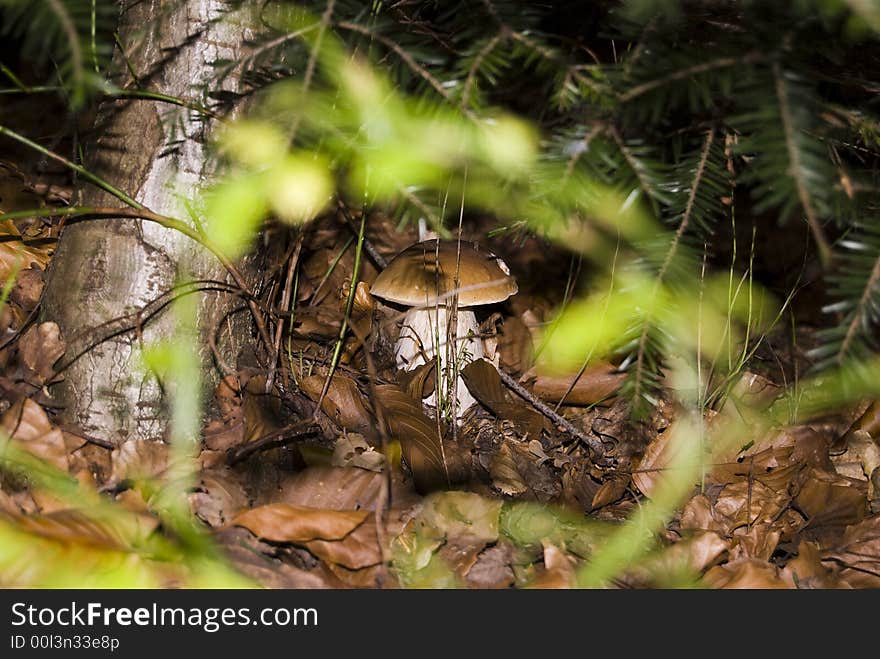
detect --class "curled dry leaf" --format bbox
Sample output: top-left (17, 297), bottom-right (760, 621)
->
top-left (232, 503), bottom-right (369, 543)
top-left (10, 265), bottom-right (44, 311)
top-left (820, 514), bottom-right (880, 588)
top-left (190, 468), bottom-right (248, 528)
top-left (702, 558), bottom-right (794, 589)
top-left (782, 540), bottom-right (842, 589)
top-left (831, 430), bottom-right (880, 499)
top-left (632, 423), bottom-right (681, 498)
top-left (489, 442), bottom-right (529, 497)
top-left (109, 439), bottom-right (169, 487)
top-left (372, 383), bottom-right (449, 493)
top-left (0, 219), bottom-right (51, 282)
top-left (795, 468), bottom-right (867, 530)
top-left (522, 361), bottom-right (624, 406)
top-left (214, 527), bottom-right (332, 589)
top-left (591, 473), bottom-right (630, 510)
top-left (303, 517), bottom-right (384, 570)
top-left (278, 465), bottom-right (421, 512)
top-left (489, 440), bottom-right (561, 501)
top-left (396, 358), bottom-right (436, 401)
top-left (300, 374), bottom-right (371, 431)
top-left (1, 398), bottom-right (68, 471)
top-left (560, 462), bottom-right (602, 514)
top-left (461, 359), bottom-right (545, 439)
top-left (465, 543), bottom-right (516, 589)
top-left (728, 524), bottom-right (781, 561)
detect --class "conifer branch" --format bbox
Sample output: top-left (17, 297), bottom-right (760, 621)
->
top-left (773, 62), bottom-right (833, 267)
top-left (838, 252), bottom-right (880, 363)
top-left (619, 53), bottom-right (763, 103)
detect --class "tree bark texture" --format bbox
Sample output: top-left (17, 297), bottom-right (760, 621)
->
top-left (42, 1), bottom-right (255, 445)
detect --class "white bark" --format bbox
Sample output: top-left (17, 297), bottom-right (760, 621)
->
top-left (42, 1), bottom-right (253, 443)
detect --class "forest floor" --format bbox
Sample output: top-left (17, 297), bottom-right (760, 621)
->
top-left (1, 96), bottom-right (879, 589)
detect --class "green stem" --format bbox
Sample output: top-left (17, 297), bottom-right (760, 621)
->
top-left (0, 62), bottom-right (29, 91)
top-left (315, 204), bottom-right (365, 413)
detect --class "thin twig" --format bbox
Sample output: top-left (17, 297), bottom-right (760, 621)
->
top-left (226, 422), bottom-right (323, 465)
top-left (60, 426), bottom-right (115, 450)
top-left (313, 204), bottom-right (367, 418)
top-left (496, 367), bottom-right (606, 456)
top-left (266, 235), bottom-right (303, 393)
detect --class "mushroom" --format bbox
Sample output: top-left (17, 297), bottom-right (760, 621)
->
top-left (371, 239), bottom-right (517, 419)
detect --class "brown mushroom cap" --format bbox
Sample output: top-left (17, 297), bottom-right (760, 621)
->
top-left (371, 239), bottom-right (517, 307)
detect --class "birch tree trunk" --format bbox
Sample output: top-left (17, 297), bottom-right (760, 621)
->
top-left (42, 1), bottom-right (254, 445)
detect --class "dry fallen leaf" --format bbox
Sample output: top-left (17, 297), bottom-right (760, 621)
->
top-left (632, 423), bottom-right (682, 498)
top-left (373, 383), bottom-right (449, 493)
top-left (702, 558), bottom-right (794, 589)
top-left (213, 527), bottom-right (332, 589)
top-left (300, 374), bottom-right (372, 432)
top-left (795, 467), bottom-right (867, 530)
top-left (461, 359), bottom-right (545, 439)
top-left (591, 473), bottom-right (630, 510)
top-left (497, 315), bottom-right (533, 375)
top-left (278, 465), bottom-right (419, 512)
top-left (782, 540), bottom-right (843, 589)
top-left (303, 517), bottom-right (384, 570)
top-left (465, 543), bottom-right (516, 589)
top-left (190, 468), bottom-right (248, 528)
top-left (1, 398), bottom-right (68, 471)
top-left (820, 514), bottom-right (880, 588)
top-left (109, 439), bottom-right (169, 487)
top-left (10, 265), bottom-right (44, 311)
top-left (232, 504), bottom-right (369, 543)
top-left (489, 442), bottom-right (529, 497)
top-left (523, 361), bottom-right (624, 406)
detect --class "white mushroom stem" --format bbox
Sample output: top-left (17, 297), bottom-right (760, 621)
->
top-left (395, 306), bottom-right (484, 418)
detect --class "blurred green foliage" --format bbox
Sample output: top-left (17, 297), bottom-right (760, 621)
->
top-left (3, 0), bottom-right (880, 588)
